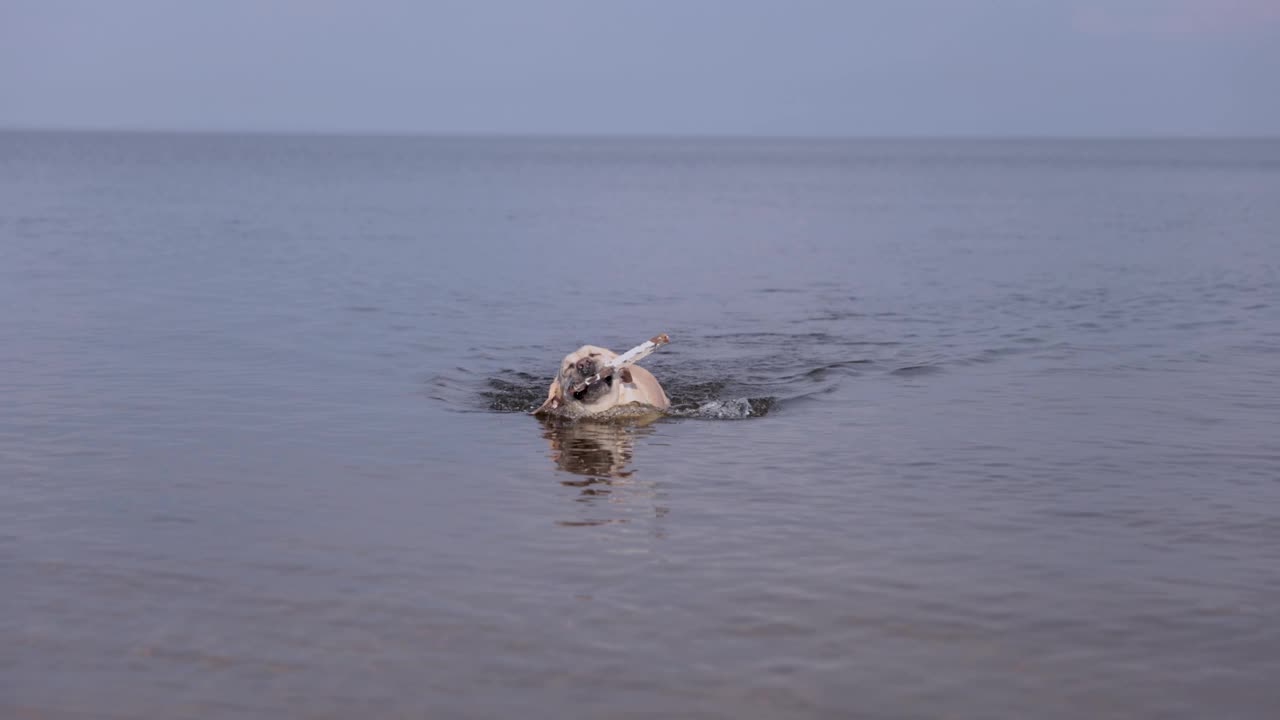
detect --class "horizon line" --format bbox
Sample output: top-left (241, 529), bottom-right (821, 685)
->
top-left (2, 124), bottom-right (1278, 142)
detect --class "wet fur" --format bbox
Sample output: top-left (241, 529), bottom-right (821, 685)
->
top-left (533, 345), bottom-right (670, 419)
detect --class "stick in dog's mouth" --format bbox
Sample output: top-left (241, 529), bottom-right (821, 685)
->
top-left (572, 373), bottom-right (612, 401)
top-left (569, 333), bottom-right (670, 394)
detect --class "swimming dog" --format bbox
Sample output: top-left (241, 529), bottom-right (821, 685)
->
top-left (532, 344), bottom-right (670, 419)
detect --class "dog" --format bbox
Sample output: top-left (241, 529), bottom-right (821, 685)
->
top-left (532, 345), bottom-right (670, 420)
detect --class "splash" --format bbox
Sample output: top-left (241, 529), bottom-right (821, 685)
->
top-left (667, 397), bottom-right (774, 419)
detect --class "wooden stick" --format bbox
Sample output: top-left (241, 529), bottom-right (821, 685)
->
top-left (570, 333), bottom-right (669, 393)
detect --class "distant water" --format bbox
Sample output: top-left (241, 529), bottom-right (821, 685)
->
top-left (3, 132), bottom-right (1279, 719)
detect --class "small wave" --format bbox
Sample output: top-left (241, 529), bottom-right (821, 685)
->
top-left (777, 359), bottom-right (872, 382)
top-left (890, 364), bottom-right (943, 376)
top-left (479, 371), bottom-right (548, 413)
top-left (659, 377), bottom-right (775, 418)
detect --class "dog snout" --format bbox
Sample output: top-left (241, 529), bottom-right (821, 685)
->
top-left (575, 357), bottom-right (595, 376)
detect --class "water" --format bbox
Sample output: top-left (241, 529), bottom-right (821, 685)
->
top-left (3, 132), bottom-right (1279, 718)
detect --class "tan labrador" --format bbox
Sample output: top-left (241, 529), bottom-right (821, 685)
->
top-left (532, 345), bottom-right (670, 419)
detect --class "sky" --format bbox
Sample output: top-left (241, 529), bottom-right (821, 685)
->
top-left (2, 0), bottom-right (1278, 136)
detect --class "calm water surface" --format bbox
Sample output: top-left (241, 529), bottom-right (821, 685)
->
top-left (3, 132), bottom-right (1280, 718)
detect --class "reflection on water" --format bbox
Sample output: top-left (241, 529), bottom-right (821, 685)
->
top-left (538, 416), bottom-right (657, 479)
top-left (538, 417), bottom-right (669, 529)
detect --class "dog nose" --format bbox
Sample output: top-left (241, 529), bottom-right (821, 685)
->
top-left (576, 358), bottom-right (594, 375)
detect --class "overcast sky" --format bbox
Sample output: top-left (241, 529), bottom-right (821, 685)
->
top-left (3, 0), bottom-right (1278, 136)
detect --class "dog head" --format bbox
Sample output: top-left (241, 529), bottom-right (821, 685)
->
top-left (533, 345), bottom-right (623, 417)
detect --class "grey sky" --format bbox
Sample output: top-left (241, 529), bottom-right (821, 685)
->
top-left (3, 0), bottom-right (1278, 136)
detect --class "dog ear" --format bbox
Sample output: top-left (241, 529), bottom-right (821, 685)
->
top-left (531, 380), bottom-right (562, 415)
top-left (619, 367), bottom-right (633, 384)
